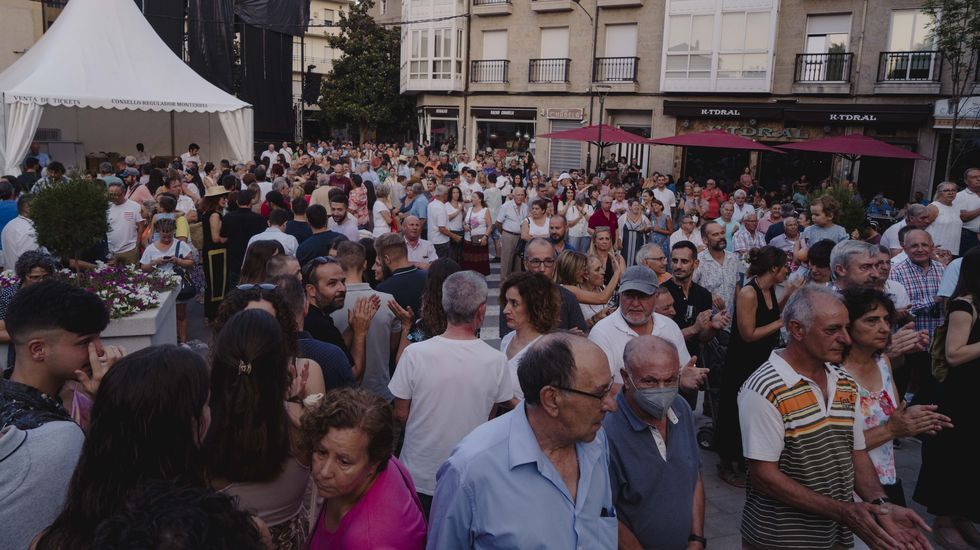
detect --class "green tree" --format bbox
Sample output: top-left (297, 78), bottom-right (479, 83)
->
top-left (31, 178), bottom-right (108, 266)
top-left (924, 0), bottom-right (980, 181)
top-left (318, 0), bottom-right (416, 142)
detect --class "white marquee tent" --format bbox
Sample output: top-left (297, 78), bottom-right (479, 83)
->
top-left (0, 0), bottom-right (253, 175)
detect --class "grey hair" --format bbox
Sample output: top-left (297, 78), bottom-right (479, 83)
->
top-left (526, 237), bottom-right (556, 258)
top-left (780, 203), bottom-right (796, 218)
top-left (623, 335), bottom-right (679, 375)
top-left (411, 183), bottom-right (424, 195)
top-left (934, 181), bottom-right (958, 201)
top-left (442, 270), bottom-right (488, 325)
top-left (106, 181), bottom-right (124, 192)
top-left (733, 189), bottom-right (747, 199)
top-left (906, 203), bottom-right (926, 219)
top-left (435, 184), bottom-right (448, 198)
top-left (830, 240), bottom-right (878, 280)
top-left (635, 243), bottom-right (663, 263)
top-left (782, 284), bottom-right (843, 330)
top-left (99, 161), bottom-right (113, 173)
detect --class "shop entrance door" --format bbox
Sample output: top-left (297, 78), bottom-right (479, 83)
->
top-left (548, 120), bottom-right (583, 174)
top-left (616, 125), bottom-right (651, 178)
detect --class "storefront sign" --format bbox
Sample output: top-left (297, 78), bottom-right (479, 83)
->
top-left (545, 108), bottom-right (584, 120)
top-left (471, 107), bottom-right (537, 120)
top-left (663, 101), bottom-right (779, 121)
top-left (784, 108), bottom-right (930, 126)
top-left (708, 125), bottom-right (809, 139)
top-left (665, 101), bottom-right (932, 126)
top-left (418, 107), bottom-right (459, 117)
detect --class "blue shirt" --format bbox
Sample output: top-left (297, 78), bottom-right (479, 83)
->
top-left (427, 402), bottom-right (617, 550)
top-left (296, 331), bottom-right (354, 390)
top-left (0, 200), bottom-right (18, 250)
top-left (409, 195), bottom-right (429, 220)
top-left (604, 392), bottom-right (700, 550)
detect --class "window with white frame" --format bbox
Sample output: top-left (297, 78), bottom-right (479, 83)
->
top-left (410, 29), bottom-right (429, 79)
top-left (665, 14), bottom-right (713, 79)
top-left (456, 28), bottom-right (464, 75)
top-left (717, 11), bottom-right (771, 78)
top-left (888, 9), bottom-right (934, 51)
top-left (432, 28), bottom-right (453, 79)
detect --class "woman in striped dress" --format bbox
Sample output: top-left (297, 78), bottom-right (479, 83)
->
top-left (616, 199), bottom-right (651, 267)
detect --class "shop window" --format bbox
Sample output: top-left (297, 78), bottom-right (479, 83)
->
top-left (476, 121), bottom-right (536, 154)
top-left (717, 12), bottom-right (770, 79)
top-left (665, 15), bottom-right (713, 79)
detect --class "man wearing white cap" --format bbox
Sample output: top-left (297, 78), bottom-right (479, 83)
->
top-left (589, 265), bottom-right (707, 392)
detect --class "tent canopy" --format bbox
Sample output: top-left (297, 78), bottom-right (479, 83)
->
top-left (0, 0), bottom-right (253, 173)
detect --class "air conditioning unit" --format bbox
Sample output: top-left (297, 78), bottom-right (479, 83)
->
top-left (33, 128), bottom-right (62, 142)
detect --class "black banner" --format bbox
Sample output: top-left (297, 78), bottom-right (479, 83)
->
top-left (241, 25), bottom-right (293, 141)
top-left (136, 0), bottom-right (185, 57)
top-left (235, 0), bottom-right (310, 36)
top-left (188, 0), bottom-right (234, 92)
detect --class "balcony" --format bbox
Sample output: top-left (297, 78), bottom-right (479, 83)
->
top-left (875, 51), bottom-right (942, 94)
top-left (529, 58), bottom-right (570, 83)
top-left (597, 0), bottom-right (644, 7)
top-left (473, 0), bottom-right (513, 16)
top-left (530, 0), bottom-right (574, 12)
top-left (471, 60), bottom-right (509, 83)
top-left (594, 57), bottom-right (638, 82)
top-left (792, 52), bottom-right (853, 94)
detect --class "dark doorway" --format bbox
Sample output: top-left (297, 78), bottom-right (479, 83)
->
top-left (857, 157), bottom-right (915, 206)
top-left (758, 149), bottom-right (833, 190)
top-left (682, 148), bottom-right (750, 188)
top-left (933, 131), bottom-right (980, 186)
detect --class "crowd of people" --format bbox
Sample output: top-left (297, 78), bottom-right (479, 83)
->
top-left (1, 138), bottom-right (979, 549)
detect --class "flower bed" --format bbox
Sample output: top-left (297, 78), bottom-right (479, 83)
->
top-left (0, 263), bottom-right (179, 319)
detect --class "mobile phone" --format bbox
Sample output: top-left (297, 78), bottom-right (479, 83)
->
top-left (162, 255), bottom-right (174, 260)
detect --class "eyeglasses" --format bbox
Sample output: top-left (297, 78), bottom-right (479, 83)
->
top-left (526, 258), bottom-right (556, 268)
top-left (645, 256), bottom-right (666, 263)
top-left (553, 378), bottom-right (615, 401)
top-left (237, 283), bottom-right (277, 291)
top-left (302, 256), bottom-right (336, 283)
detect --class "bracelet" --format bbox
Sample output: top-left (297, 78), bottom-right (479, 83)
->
top-left (688, 534), bottom-right (707, 547)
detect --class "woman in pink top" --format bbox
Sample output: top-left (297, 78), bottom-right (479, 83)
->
top-left (301, 388), bottom-right (426, 550)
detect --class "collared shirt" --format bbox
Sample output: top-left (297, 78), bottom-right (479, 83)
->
top-left (889, 257), bottom-right (945, 338)
top-left (738, 350), bottom-right (865, 549)
top-left (604, 392), bottom-right (699, 550)
top-left (663, 279), bottom-right (714, 359)
top-left (588, 310), bottom-right (691, 384)
top-left (732, 202), bottom-right (754, 223)
top-left (732, 228), bottom-right (766, 254)
top-left (247, 227), bottom-right (299, 257)
top-left (406, 238), bottom-right (437, 265)
top-left (327, 215), bottom-right (360, 241)
top-left (427, 402), bottom-right (617, 550)
top-left (669, 228), bottom-right (704, 251)
top-left (29, 175), bottom-right (67, 194)
top-left (953, 188), bottom-right (980, 232)
top-left (427, 199), bottom-right (450, 244)
top-left (495, 200), bottom-right (528, 234)
top-left (693, 249), bottom-right (740, 322)
top-left (331, 283), bottom-right (400, 401)
top-left (296, 331), bottom-right (355, 390)
top-left (0, 378), bottom-right (72, 429)
top-left (0, 216), bottom-right (39, 270)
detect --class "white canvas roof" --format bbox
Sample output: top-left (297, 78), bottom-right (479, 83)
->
top-left (0, 0), bottom-right (253, 172)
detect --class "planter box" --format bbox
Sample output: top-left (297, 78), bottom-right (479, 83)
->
top-left (0, 290), bottom-right (177, 362)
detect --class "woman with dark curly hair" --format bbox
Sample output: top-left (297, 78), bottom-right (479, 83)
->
top-left (498, 272), bottom-right (561, 401)
top-left (301, 388), bottom-right (426, 549)
top-left (36, 345), bottom-right (212, 550)
top-left (408, 257), bottom-right (461, 342)
top-left (204, 309), bottom-right (324, 550)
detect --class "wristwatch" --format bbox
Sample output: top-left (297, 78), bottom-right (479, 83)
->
top-left (870, 497), bottom-right (890, 506)
top-left (689, 534), bottom-right (707, 547)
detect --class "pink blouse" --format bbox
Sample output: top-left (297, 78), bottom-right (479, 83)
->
top-left (307, 457), bottom-right (426, 550)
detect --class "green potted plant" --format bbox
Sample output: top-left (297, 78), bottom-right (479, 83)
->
top-left (30, 177), bottom-right (108, 267)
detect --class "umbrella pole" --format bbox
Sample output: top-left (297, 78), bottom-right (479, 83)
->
top-left (170, 111), bottom-right (176, 159)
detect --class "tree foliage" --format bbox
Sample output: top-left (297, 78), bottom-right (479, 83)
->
top-left (32, 178), bottom-right (108, 264)
top-left (318, 0), bottom-right (416, 141)
top-left (924, 0), bottom-right (980, 181)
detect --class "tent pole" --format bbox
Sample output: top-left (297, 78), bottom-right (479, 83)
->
top-left (170, 111), bottom-right (176, 159)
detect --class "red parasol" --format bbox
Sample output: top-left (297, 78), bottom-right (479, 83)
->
top-left (538, 124), bottom-right (651, 146)
top-left (776, 133), bottom-right (928, 160)
top-left (646, 129), bottom-right (784, 153)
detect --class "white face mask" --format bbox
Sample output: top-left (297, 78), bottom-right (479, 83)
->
top-left (627, 373), bottom-right (678, 419)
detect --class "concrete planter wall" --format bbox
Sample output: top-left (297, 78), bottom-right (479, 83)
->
top-left (0, 290), bottom-right (177, 361)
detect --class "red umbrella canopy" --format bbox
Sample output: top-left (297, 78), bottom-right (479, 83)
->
top-left (538, 124), bottom-right (650, 145)
top-left (776, 134), bottom-right (928, 160)
top-left (647, 129), bottom-right (784, 153)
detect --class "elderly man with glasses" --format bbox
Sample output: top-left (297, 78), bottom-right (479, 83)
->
top-left (428, 333), bottom-right (618, 549)
top-left (636, 243), bottom-right (671, 285)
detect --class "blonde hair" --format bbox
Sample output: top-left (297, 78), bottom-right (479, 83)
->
top-left (588, 226), bottom-right (613, 257)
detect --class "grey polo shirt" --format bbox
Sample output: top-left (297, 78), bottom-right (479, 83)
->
top-left (331, 283), bottom-right (401, 401)
top-left (603, 391), bottom-right (701, 550)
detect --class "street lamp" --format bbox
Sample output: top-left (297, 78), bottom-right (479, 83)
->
top-left (594, 84), bottom-right (611, 172)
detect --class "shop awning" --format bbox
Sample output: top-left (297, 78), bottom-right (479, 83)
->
top-left (538, 124), bottom-right (650, 146)
top-left (776, 134), bottom-right (928, 160)
top-left (647, 129), bottom-right (784, 152)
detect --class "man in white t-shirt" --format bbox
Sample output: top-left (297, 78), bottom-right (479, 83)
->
top-left (389, 271), bottom-right (512, 515)
top-left (247, 209), bottom-right (299, 257)
top-left (179, 143), bottom-right (201, 169)
top-left (326, 194), bottom-right (360, 242)
top-left (669, 214), bottom-right (706, 252)
top-left (427, 184), bottom-right (451, 258)
top-left (652, 175), bottom-right (676, 211)
top-left (589, 265), bottom-right (707, 392)
top-left (106, 182), bottom-right (145, 265)
top-left (260, 143), bottom-right (278, 165)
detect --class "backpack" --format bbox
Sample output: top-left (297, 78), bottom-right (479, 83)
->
top-left (930, 296), bottom-right (976, 383)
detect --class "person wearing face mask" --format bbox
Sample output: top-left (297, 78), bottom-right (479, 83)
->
top-left (604, 335), bottom-right (705, 550)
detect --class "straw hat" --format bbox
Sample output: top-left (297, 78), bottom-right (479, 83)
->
top-left (204, 186), bottom-right (229, 198)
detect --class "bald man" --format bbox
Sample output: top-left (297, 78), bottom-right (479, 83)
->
top-left (402, 215), bottom-right (436, 269)
top-left (604, 335), bottom-right (705, 550)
